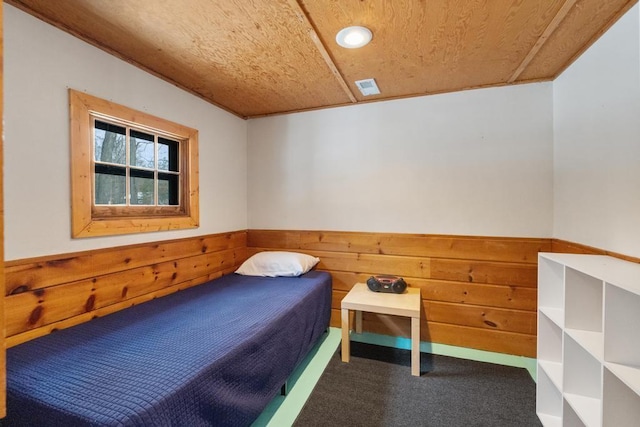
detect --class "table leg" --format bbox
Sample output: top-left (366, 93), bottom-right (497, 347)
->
top-left (411, 316), bottom-right (420, 376)
top-left (341, 308), bottom-right (350, 363)
top-left (355, 310), bottom-right (363, 334)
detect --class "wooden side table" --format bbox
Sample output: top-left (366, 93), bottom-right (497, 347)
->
top-left (341, 282), bottom-right (422, 376)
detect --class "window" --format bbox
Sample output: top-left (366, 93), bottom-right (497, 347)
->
top-left (93, 121), bottom-right (180, 208)
top-left (70, 89), bottom-right (199, 238)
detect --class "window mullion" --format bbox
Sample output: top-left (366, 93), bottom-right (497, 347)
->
top-left (126, 126), bottom-right (131, 206)
top-left (154, 135), bottom-right (159, 206)
top-left (91, 117), bottom-right (96, 205)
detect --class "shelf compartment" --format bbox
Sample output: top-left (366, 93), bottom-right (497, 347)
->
top-left (563, 333), bottom-right (601, 421)
top-left (565, 267), bottom-right (603, 332)
top-left (565, 328), bottom-right (603, 362)
top-left (537, 366), bottom-right (563, 422)
top-left (563, 399), bottom-right (588, 427)
top-left (539, 311), bottom-right (563, 363)
top-left (539, 360), bottom-right (563, 392)
top-left (602, 367), bottom-right (640, 426)
top-left (539, 256), bottom-right (564, 311)
top-left (605, 362), bottom-right (640, 396)
top-left (537, 413), bottom-right (562, 427)
top-left (564, 394), bottom-right (601, 427)
top-left (537, 254), bottom-right (640, 427)
top-left (604, 284), bottom-right (640, 367)
top-left (539, 306), bottom-right (564, 329)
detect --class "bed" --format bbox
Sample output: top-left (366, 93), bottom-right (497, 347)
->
top-left (5, 269), bottom-right (332, 426)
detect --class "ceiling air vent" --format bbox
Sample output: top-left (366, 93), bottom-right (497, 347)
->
top-left (355, 78), bottom-right (380, 96)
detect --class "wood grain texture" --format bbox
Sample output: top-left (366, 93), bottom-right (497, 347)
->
top-left (248, 230), bottom-right (549, 263)
top-left (301, 0), bottom-right (568, 98)
top-left (517, 0), bottom-right (636, 81)
top-left (429, 258), bottom-right (537, 287)
top-left (69, 89), bottom-right (200, 237)
top-left (248, 229), bottom-right (546, 356)
top-left (9, 231), bottom-right (640, 361)
top-left (8, 0), bottom-right (353, 118)
top-left (331, 272), bottom-right (537, 311)
top-left (6, 231), bottom-right (246, 293)
top-left (7, 0), bottom-right (636, 117)
top-left (4, 231), bottom-right (248, 343)
top-left (5, 248), bottom-right (242, 337)
top-left (285, 0), bottom-right (356, 103)
top-left (422, 301), bottom-right (536, 335)
top-left (508, 0), bottom-right (579, 82)
top-left (6, 266), bottom-right (237, 348)
top-left (551, 238), bottom-right (640, 263)
top-left (330, 235), bottom-right (640, 359)
top-left (328, 309), bottom-right (537, 357)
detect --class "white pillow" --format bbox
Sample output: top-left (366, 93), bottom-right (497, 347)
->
top-left (235, 251), bottom-right (320, 277)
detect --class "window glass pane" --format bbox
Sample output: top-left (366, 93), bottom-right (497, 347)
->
top-left (94, 121), bottom-right (126, 165)
top-left (92, 121), bottom-right (184, 208)
top-left (158, 138), bottom-right (179, 172)
top-left (158, 173), bottom-right (179, 205)
top-left (95, 164), bottom-right (126, 205)
top-left (130, 130), bottom-right (155, 169)
top-left (130, 169), bottom-right (155, 205)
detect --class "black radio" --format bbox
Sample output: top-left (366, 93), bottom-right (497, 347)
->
top-left (366, 275), bottom-right (407, 294)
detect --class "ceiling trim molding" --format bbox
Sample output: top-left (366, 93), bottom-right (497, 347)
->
top-left (287, 0), bottom-right (358, 103)
top-left (508, 0), bottom-right (578, 83)
top-left (550, 0), bottom-right (639, 80)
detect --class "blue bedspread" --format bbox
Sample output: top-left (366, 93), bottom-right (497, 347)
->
top-left (5, 271), bottom-right (332, 426)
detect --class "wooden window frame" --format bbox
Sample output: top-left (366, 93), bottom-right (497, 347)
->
top-left (70, 89), bottom-right (199, 238)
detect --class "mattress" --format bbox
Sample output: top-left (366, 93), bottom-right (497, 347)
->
top-left (5, 271), bottom-right (332, 426)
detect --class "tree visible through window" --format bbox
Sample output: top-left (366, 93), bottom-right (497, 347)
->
top-left (93, 120), bottom-right (181, 207)
top-left (70, 89), bottom-right (199, 238)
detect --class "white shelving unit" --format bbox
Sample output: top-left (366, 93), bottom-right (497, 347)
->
top-left (537, 253), bottom-right (640, 426)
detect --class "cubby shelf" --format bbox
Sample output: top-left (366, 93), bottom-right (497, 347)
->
top-left (539, 360), bottom-right (563, 391)
top-left (565, 329), bottom-right (603, 362)
top-left (564, 393), bottom-right (601, 427)
top-left (537, 253), bottom-right (640, 427)
top-left (538, 413), bottom-right (562, 427)
top-left (605, 363), bottom-right (640, 396)
top-left (539, 307), bottom-right (564, 329)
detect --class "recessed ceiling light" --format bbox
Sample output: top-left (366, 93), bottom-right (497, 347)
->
top-left (336, 26), bottom-right (372, 49)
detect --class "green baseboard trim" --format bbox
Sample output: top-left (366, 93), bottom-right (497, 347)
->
top-left (350, 331), bottom-right (537, 381)
top-left (252, 327), bottom-right (341, 427)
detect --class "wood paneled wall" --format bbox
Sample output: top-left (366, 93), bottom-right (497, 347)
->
top-left (248, 230), bottom-right (551, 357)
top-left (4, 231), bottom-right (248, 348)
top-left (12, 229), bottom-right (638, 360)
top-left (5, 230), bottom-right (640, 360)
top-left (552, 238), bottom-right (640, 263)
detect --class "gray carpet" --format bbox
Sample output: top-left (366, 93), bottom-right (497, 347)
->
top-left (294, 342), bottom-right (541, 427)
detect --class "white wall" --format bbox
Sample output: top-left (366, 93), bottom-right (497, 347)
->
top-left (10, 2), bottom-right (638, 260)
top-left (553, 5), bottom-right (640, 257)
top-left (247, 83), bottom-right (554, 237)
top-left (3, 4), bottom-right (248, 260)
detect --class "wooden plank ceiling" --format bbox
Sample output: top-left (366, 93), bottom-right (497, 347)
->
top-left (7, 0), bottom-right (637, 118)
